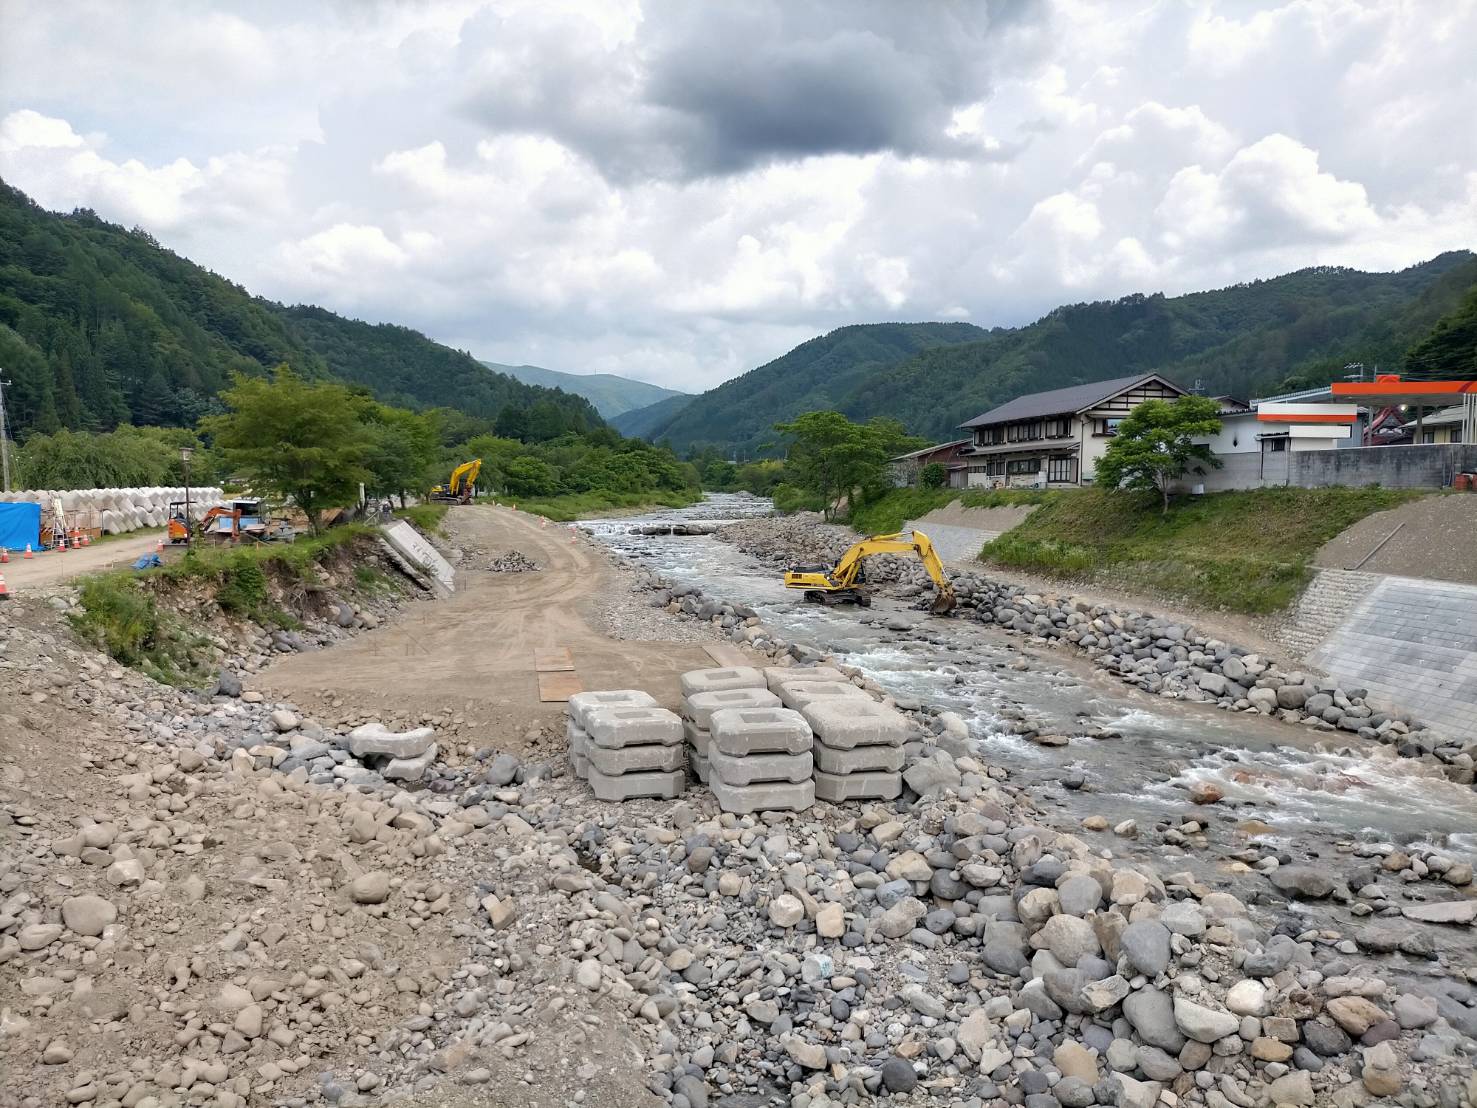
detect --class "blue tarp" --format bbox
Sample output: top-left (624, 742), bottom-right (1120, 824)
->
top-left (0, 502), bottom-right (41, 553)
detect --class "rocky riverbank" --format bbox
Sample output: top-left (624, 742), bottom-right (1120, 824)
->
top-left (715, 517), bottom-right (1476, 787)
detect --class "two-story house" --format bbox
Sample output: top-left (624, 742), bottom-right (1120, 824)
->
top-left (957, 372), bottom-right (1188, 487)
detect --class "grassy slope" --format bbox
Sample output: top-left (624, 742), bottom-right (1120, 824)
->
top-left (848, 488), bottom-right (1055, 536)
top-left (975, 487), bottom-right (1425, 613)
top-left (71, 525), bottom-right (382, 684)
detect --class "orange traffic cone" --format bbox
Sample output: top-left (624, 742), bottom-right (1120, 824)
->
top-left (0, 547), bottom-right (8, 563)
top-left (0, 573), bottom-right (9, 600)
top-left (57, 535), bottom-right (67, 553)
top-left (23, 544), bottom-right (34, 560)
top-left (156, 537), bottom-right (165, 553)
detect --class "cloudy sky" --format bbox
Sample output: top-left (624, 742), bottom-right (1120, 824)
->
top-left (2, 0), bottom-right (1474, 392)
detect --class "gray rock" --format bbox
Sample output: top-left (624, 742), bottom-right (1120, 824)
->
top-left (1136, 1045), bottom-right (1182, 1081)
top-left (1173, 997), bottom-right (1239, 1043)
top-left (1124, 987), bottom-right (1185, 1052)
top-left (1058, 875), bottom-right (1104, 917)
top-left (880, 1058), bottom-right (918, 1093)
top-left (1269, 867), bottom-right (1336, 899)
top-left (1119, 920), bottom-right (1171, 977)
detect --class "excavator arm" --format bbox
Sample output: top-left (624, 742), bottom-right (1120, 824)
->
top-left (783, 530), bottom-right (956, 614)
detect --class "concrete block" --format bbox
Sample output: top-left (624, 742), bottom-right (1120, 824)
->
top-left (347, 723), bottom-right (436, 759)
top-left (684, 687), bottom-right (781, 728)
top-left (586, 765), bottom-right (686, 801)
top-left (382, 743), bottom-right (439, 782)
top-left (764, 665), bottom-right (847, 692)
top-left (710, 776), bottom-right (815, 814)
top-left (690, 751), bottom-right (710, 784)
top-left (709, 707), bottom-right (813, 756)
top-left (813, 739), bottom-right (905, 775)
top-left (799, 700), bottom-right (912, 749)
top-left (679, 666), bottom-right (767, 697)
top-left (776, 680), bottom-right (871, 711)
top-left (813, 769), bottom-right (902, 802)
top-left (586, 706), bottom-right (683, 749)
top-left (568, 690), bottom-right (657, 731)
top-left (684, 719), bottom-right (711, 756)
top-left (708, 747), bottom-right (814, 786)
top-left (587, 740), bottom-right (685, 776)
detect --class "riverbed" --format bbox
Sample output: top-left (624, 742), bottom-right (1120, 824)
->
top-left (584, 496), bottom-right (1477, 955)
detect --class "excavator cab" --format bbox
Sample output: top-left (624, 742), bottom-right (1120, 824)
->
top-left (431, 459), bottom-right (482, 503)
top-left (783, 530), bottom-right (956, 614)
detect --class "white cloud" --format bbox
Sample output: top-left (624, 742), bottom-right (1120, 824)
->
top-left (0, 0), bottom-right (1474, 392)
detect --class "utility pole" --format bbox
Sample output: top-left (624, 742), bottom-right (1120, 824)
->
top-left (0, 372), bottom-right (12, 493)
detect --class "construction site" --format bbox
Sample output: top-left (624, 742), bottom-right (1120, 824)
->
top-left (0, 495), bottom-right (1473, 1108)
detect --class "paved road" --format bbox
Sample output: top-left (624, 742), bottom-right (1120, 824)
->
top-left (258, 504), bottom-right (714, 738)
top-left (0, 530), bottom-right (165, 592)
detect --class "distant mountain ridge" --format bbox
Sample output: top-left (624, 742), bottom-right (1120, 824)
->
top-left (625, 253), bottom-right (1477, 455)
top-left (0, 179), bottom-right (600, 435)
top-left (481, 361), bottom-right (687, 418)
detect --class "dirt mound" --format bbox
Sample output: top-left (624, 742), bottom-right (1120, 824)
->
top-left (1314, 493), bottom-right (1477, 584)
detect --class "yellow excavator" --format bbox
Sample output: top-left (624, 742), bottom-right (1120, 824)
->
top-left (783, 530), bottom-right (957, 614)
top-left (430, 459), bottom-right (482, 503)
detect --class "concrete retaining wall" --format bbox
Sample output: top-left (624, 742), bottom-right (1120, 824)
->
top-left (1309, 574), bottom-right (1477, 740)
top-left (1179, 444), bottom-right (1477, 493)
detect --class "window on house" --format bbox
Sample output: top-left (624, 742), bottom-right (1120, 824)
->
top-left (1095, 417), bottom-right (1125, 437)
top-left (1265, 438), bottom-right (1287, 452)
top-left (1006, 457), bottom-right (1040, 475)
top-left (1047, 417), bottom-right (1072, 438)
top-left (1047, 456), bottom-right (1077, 483)
top-left (1420, 431), bottom-right (1435, 444)
top-left (988, 459), bottom-right (1006, 476)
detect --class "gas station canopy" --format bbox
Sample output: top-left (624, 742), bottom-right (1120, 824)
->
top-left (1330, 376), bottom-right (1477, 407)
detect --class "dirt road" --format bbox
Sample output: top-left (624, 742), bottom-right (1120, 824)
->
top-left (0, 530), bottom-right (164, 591)
top-left (258, 504), bottom-right (714, 741)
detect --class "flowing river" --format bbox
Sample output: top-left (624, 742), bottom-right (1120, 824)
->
top-left (583, 495), bottom-right (1477, 900)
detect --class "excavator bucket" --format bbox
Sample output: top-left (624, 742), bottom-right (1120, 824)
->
top-left (930, 589), bottom-right (957, 615)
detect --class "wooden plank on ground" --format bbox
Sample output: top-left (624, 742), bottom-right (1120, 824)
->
top-left (533, 647), bottom-right (575, 672)
top-left (702, 643), bottom-right (749, 667)
top-left (538, 671), bottom-right (584, 702)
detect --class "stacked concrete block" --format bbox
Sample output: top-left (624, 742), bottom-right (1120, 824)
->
top-left (682, 687), bottom-right (780, 782)
top-left (583, 705), bottom-right (686, 800)
top-left (800, 699), bottom-right (911, 802)
top-left (566, 690), bottom-right (657, 780)
top-left (774, 679), bottom-right (872, 713)
top-left (706, 706), bottom-right (815, 813)
top-left (679, 666), bottom-right (768, 697)
top-left (762, 665), bottom-right (847, 692)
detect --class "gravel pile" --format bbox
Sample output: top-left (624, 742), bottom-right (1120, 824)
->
top-left (487, 550), bottom-right (540, 573)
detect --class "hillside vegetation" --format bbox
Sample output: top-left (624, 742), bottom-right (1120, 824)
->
top-left (482, 361), bottom-right (687, 418)
top-left (633, 252), bottom-right (1477, 455)
top-left (974, 486), bottom-right (1424, 613)
top-left (0, 180), bottom-right (598, 436)
top-left (644, 322), bottom-right (988, 454)
top-left (611, 391), bottom-right (696, 437)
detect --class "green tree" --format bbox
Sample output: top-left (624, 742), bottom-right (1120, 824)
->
top-left (358, 402), bottom-right (439, 504)
top-left (1405, 281), bottom-right (1477, 377)
top-left (1093, 395), bottom-right (1224, 514)
top-left (920, 462), bottom-right (948, 488)
top-left (500, 455), bottom-right (561, 497)
top-left (204, 365), bottom-right (369, 532)
top-left (774, 411), bottom-right (924, 520)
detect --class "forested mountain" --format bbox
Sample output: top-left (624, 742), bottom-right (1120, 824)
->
top-left (1405, 275), bottom-right (1477, 377)
top-left (481, 361), bottom-right (687, 418)
top-left (0, 180), bottom-right (599, 437)
top-left (645, 322), bottom-right (989, 454)
top-left (610, 392), bottom-right (695, 438)
top-left (635, 253), bottom-right (1477, 454)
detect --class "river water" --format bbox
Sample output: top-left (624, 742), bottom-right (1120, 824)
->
top-left (583, 496), bottom-right (1477, 883)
